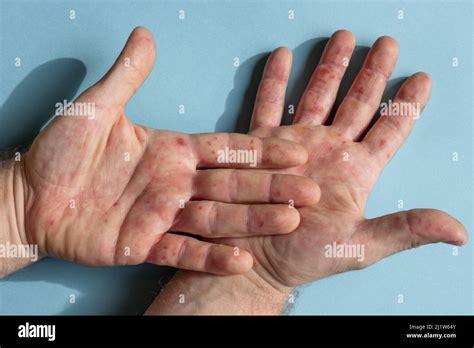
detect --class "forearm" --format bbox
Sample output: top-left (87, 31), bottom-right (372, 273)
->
top-left (145, 269), bottom-right (293, 315)
top-left (0, 158), bottom-right (33, 277)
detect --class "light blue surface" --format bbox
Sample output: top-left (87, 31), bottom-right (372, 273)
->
top-left (0, 0), bottom-right (472, 314)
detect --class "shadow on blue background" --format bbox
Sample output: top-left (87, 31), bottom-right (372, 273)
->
top-left (0, 58), bottom-right (86, 151)
top-left (6, 258), bottom-right (174, 315)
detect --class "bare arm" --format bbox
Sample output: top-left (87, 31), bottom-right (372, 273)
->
top-left (0, 157), bottom-right (34, 277)
top-left (145, 270), bottom-right (291, 315)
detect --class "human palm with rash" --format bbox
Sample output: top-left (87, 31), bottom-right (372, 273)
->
top-left (0, 28), bottom-right (320, 277)
top-left (148, 30), bottom-right (467, 314)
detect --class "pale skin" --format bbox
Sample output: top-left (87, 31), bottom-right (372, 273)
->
top-left (0, 27), bottom-right (322, 278)
top-left (146, 30), bottom-right (468, 314)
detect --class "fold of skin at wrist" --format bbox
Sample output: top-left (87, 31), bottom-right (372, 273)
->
top-left (0, 157), bottom-right (39, 277)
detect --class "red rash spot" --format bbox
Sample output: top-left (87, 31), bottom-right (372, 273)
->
top-left (250, 139), bottom-right (255, 145)
top-left (198, 206), bottom-right (203, 210)
top-left (211, 151), bottom-right (215, 154)
top-left (319, 66), bottom-right (330, 77)
top-left (48, 219), bottom-right (54, 226)
top-left (311, 103), bottom-right (324, 115)
top-left (161, 256), bottom-right (166, 261)
top-left (176, 138), bottom-right (185, 146)
top-left (393, 215), bottom-right (402, 227)
top-left (355, 86), bottom-right (365, 95)
top-left (163, 246), bottom-right (168, 250)
top-left (207, 141), bottom-right (212, 146)
top-left (258, 220), bottom-right (265, 228)
top-left (379, 139), bottom-right (386, 148)
top-left (113, 202), bottom-right (118, 207)
top-left (398, 90), bottom-right (414, 101)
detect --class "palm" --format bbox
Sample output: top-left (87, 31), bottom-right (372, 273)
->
top-left (25, 109), bottom-right (194, 265)
top-left (222, 31), bottom-right (467, 288)
top-left (246, 125), bottom-right (382, 286)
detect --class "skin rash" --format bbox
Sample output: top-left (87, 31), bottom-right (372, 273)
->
top-left (0, 28), bottom-right (322, 278)
top-left (146, 30), bottom-right (467, 315)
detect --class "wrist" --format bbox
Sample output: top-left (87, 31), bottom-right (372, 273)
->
top-left (146, 268), bottom-right (293, 315)
top-left (0, 157), bottom-right (36, 277)
top-left (240, 268), bottom-right (294, 313)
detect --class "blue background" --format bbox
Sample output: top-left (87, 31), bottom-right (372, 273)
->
top-left (0, 0), bottom-right (472, 314)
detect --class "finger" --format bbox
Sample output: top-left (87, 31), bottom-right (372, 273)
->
top-left (249, 47), bottom-right (292, 130)
top-left (88, 27), bottom-right (156, 107)
top-left (191, 133), bottom-right (308, 168)
top-left (353, 209), bottom-right (468, 269)
top-left (294, 30), bottom-right (355, 125)
top-left (147, 234), bottom-right (253, 275)
top-left (171, 201), bottom-right (300, 238)
top-left (363, 72), bottom-right (432, 167)
top-left (193, 170), bottom-right (320, 206)
top-left (332, 36), bottom-right (399, 139)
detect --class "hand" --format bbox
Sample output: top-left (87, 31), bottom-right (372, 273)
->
top-left (218, 30), bottom-right (468, 289)
top-left (6, 27), bottom-right (320, 277)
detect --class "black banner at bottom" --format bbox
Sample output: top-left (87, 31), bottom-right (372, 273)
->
top-left (0, 315), bottom-right (472, 346)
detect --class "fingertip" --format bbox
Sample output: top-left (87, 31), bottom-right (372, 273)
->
top-left (272, 174), bottom-right (320, 207)
top-left (234, 249), bottom-right (254, 273)
top-left (275, 205), bottom-right (301, 233)
top-left (217, 247), bottom-right (254, 275)
top-left (413, 71), bottom-right (431, 81)
top-left (412, 209), bottom-right (468, 246)
top-left (413, 71), bottom-right (433, 91)
top-left (332, 29), bottom-right (356, 45)
top-left (375, 35), bottom-right (400, 55)
top-left (290, 176), bottom-right (321, 207)
top-left (280, 140), bottom-right (308, 166)
top-left (127, 26), bottom-right (156, 65)
top-left (447, 219), bottom-right (468, 246)
top-left (301, 178), bottom-right (321, 206)
top-left (292, 142), bottom-right (309, 166)
top-left (273, 46), bottom-right (293, 60)
top-left (94, 26), bottom-right (157, 106)
top-left (265, 47), bottom-right (293, 82)
top-left (131, 26), bottom-right (155, 42)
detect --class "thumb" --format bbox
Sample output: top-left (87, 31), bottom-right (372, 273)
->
top-left (92, 27), bottom-right (156, 107)
top-left (354, 209), bottom-right (468, 268)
